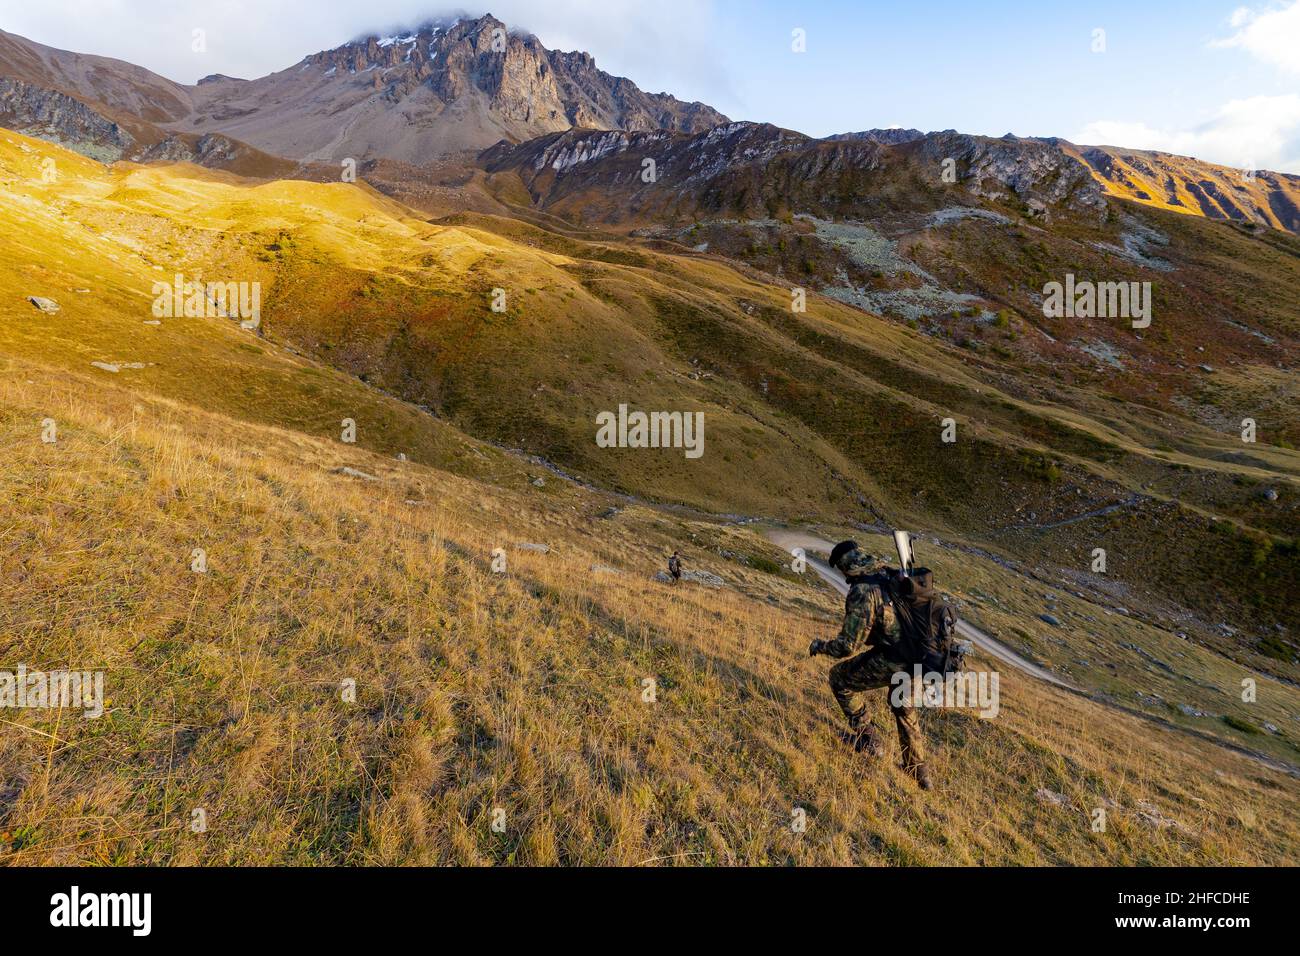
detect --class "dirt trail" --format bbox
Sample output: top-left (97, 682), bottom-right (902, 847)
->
top-left (999, 495), bottom-right (1144, 533)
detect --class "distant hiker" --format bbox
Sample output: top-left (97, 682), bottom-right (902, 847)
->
top-left (808, 540), bottom-right (932, 790)
top-left (668, 550), bottom-right (682, 585)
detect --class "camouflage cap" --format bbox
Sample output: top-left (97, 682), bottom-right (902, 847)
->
top-left (839, 548), bottom-right (884, 578)
top-left (829, 540), bottom-right (859, 569)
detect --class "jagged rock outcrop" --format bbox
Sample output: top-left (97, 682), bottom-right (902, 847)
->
top-left (915, 131), bottom-right (1109, 219)
top-left (0, 77), bottom-right (133, 160)
top-left (827, 128), bottom-right (925, 146)
top-left (137, 132), bottom-right (249, 166)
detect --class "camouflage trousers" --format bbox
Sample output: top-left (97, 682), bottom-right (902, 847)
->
top-left (829, 647), bottom-right (927, 768)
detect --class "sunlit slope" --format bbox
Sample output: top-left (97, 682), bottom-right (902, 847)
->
top-left (1, 362), bottom-right (1296, 866)
top-left (0, 131), bottom-right (864, 519)
top-left (2, 130), bottom-right (1297, 660)
top-left (1060, 142), bottom-right (1300, 232)
top-left (0, 132), bottom-right (531, 482)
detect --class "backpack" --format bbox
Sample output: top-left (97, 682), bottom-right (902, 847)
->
top-left (888, 568), bottom-right (965, 673)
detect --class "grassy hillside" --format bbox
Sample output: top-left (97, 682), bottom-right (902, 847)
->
top-left (1, 129), bottom-right (1297, 759)
top-left (2, 362), bottom-right (1297, 865)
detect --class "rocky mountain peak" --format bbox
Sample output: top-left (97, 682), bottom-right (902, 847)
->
top-left (292, 12), bottom-right (727, 146)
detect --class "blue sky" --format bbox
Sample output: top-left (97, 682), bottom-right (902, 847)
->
top-left (710, 2), bottom-right (1296, 151)
top-left (7, 0), bottom-right (1300, 171)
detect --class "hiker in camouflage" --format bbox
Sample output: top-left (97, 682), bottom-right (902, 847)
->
top-left (808, 540), bottom-right (933, 790)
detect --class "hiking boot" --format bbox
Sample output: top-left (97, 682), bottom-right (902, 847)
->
top-left (904, 763), bottom-right (933, 791)
top-left (842, 726), bottom-right (884, 758)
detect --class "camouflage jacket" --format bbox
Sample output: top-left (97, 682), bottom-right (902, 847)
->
top-left (819, 549), bottom-right (896, 658)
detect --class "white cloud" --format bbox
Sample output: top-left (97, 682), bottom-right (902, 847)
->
top-left (1211, 1), bottom-right (1300, 73)
top-left (1075, 94), bottom-right (1300, 173)
top-left (1083, 5), bottom-right (1300, 172)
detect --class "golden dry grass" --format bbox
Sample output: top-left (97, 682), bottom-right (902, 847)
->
top-left (2, 361), bottom-right (1296, 866)
top-left (1, 130), bottom-right (1297, 866)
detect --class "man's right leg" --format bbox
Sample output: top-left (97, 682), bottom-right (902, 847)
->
top-left (829, 651), bottom-right (888, 755)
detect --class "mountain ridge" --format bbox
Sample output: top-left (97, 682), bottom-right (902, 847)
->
top-left (0, 15), bottom-right (727, 166)
top-left (2, 17), bottom-right (1299, 234)
top-left (481, 120), bottom-right (1300, 235)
